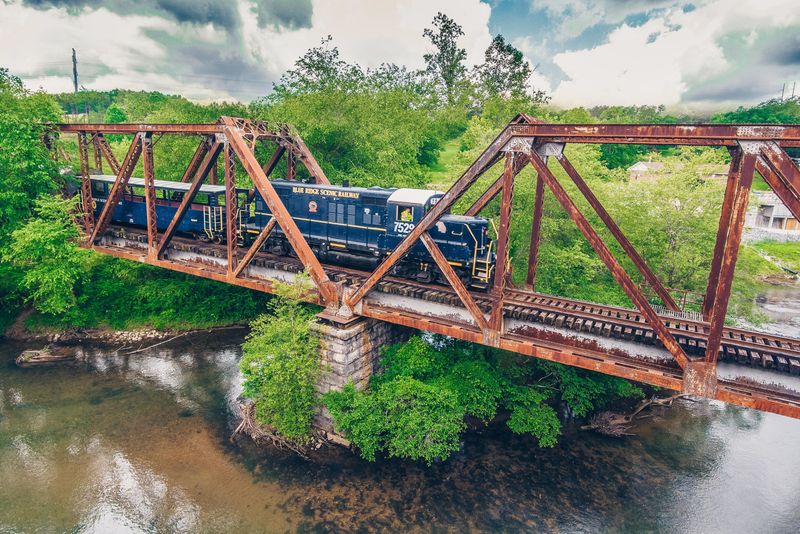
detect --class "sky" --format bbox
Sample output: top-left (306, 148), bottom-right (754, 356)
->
top-left (0, 0), bottom-right (798, 110)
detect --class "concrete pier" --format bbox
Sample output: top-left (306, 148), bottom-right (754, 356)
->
top-left (313, 317), bottom-right (412, 434)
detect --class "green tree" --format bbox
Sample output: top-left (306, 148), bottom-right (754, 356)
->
top-left (6, 195), bottom-right (86, 314)
top-left (272, 35), bottom-right (365, 95)
top-left (423, 12), bottom-right (468, 105)
top-left (239, 274), bottom-right (321, 443)
top-left (104, 103), bottom-right (127, 124)
top-left (0, 69), bottom-right (61, 244)
top-left (253, 47), bottom-right (442, 188)
top-left (475, 35), bottom-right (532, 98)
top-left (712, 97), bottom-right (800, 124)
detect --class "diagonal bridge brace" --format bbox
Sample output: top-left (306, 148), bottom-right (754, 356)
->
top-left (89, 133), bottom-right (143, 244)
top-left (156, 137), bottom-right (224, 258)
top-left (345, 126), bottom-right (512, 315)
top-left (219, 116), bottom-right (338, 306)
top-left (527, 148), bottom-right (690, 370)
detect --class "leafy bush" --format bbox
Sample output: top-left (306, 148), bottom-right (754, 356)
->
top-left (6, 195), bottom-right (86, 314)
top-left (239, 274), bottom-right (321, 443)
top-left (325, 336), bottom-right (642, 463)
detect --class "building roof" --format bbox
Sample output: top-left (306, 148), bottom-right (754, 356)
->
top-left (387, 188), bottom-right (444, 206)
top-left (91, 174), bottom-right (228, 194)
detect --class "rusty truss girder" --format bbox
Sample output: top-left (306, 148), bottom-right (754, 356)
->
top-left (56, 116), bottom-right (800, 420)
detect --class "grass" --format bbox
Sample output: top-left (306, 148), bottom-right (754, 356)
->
top-left (750, 240), bottom-right (800, 273)
top-left (425, 139), bottom-right (465, 190)
top-left (728, 245), bottom-right (787, 323)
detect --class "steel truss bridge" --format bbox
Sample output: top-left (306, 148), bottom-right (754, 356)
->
top-left (56, 115), bottom-right (800, 419)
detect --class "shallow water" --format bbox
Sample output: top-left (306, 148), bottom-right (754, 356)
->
top-left (1, 332), bottom-right (800, 533)
top-left (754, 286), bottom-right (800, 338)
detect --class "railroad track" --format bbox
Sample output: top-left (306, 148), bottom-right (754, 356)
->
top-left (105, 226), bottom-right (800, 376)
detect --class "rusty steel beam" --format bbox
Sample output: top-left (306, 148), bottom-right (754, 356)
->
top-left (420, 232), bottom-right (489, 333)
top-left (157, 141), bottom-right (223, 258)
top-left (179, 137), bottom-right (212, 183)
top-left (528, 150), bottom-right (690, 370)
top-left (346, 128), bottom-right (512, 309)
top-left (507, 123), bottom-right (800, 146)
top-left (59, 123), bottom-right (222, 134)
top-left (756, 157), bottom-right (800, 221)
top-left (141, 133), bottom-right (158, 258)
top-left (703, 149), bottom-right (742, 321)
top-left (95, 134), bottom-right (121, 175)
top-left (705, 151), bottom-right (757, 364)
top-left (77, 133), bottom-right (94, 236)
top-left (224, 142), bottom-right (238, 275)
top-left (464, 153), bottom-right (529, 217)
top-left (526, 173), bottom-right (545, 288)
top-left (89, 133), bottom-right (143, 244)
top-left (287, 151), bottom-right (296, 181)
top-left (760, 142), bottom-right (800, 195)
top-left (234, 217), bottom-right (277, 278)
top-left (489, 153), bottom-right (515, 332)
top-left (220, 117), bottom-right (338, 306)
top-left (556, 154), bottom-right (680, 312)
top-left (758, 142), bottom-right (800, 220)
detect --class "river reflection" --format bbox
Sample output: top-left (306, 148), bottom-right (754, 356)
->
top-left (1, 332), bottom-right (800, 533)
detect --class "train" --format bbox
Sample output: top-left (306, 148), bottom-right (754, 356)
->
top-left (88, 175), bottom-right (496, 288)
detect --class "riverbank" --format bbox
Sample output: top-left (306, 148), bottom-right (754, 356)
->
top-left (3, 308), bottom-right (249, 345)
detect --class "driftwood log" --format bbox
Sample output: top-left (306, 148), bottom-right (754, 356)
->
top-left (582, 394), bottom-right (691, 437)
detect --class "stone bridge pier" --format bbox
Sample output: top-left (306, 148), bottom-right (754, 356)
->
top-left (312, 316), bottom-right (413, 435)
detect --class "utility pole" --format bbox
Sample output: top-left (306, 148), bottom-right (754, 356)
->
top-left (792, 82), bottom-right (796, 99)
top-left (781, 82), bottom-right (785, 101)
top-left (72, 48), bottom-right (78, 94)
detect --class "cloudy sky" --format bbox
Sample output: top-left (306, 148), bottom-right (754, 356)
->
top-left (1, 0), bottom-right (798, 109)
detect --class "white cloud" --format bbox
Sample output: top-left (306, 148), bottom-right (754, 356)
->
top-left (0, 2), bottom-right (243, 100)
top-left (511, 36), bottom-right (554, 94)
top-left (1, 0), bottom-right (493, 101)
top-left (531, 0), bottom-right (683, 40)
top-left (549, 0), bottom-right (800, 107)
top-left (241, 0), bottom-right (493, 76)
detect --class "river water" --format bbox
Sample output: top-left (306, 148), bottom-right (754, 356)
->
top-left (2, 331), bottom-right (800, 533)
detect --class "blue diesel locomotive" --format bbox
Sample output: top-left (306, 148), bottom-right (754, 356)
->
top-left (88, 175), bottom-right (496, 288)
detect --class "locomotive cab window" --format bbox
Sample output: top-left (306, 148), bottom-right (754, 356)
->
top-left (396, 205), bottom-right (415, 222)
top-left (92, 181), bottom-right (105, 195)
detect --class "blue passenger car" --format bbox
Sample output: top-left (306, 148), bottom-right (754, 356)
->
top-left (89, 175), bottom-right (231, 241)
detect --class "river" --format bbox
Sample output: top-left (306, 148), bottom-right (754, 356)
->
top-left (2, 330), bottom-right (800, 533)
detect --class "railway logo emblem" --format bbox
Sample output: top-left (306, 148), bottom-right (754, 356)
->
top-left (308, 200), bottom-right (318, 213)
